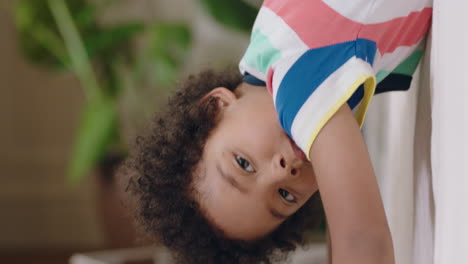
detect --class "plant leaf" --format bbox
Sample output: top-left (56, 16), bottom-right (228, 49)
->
top-left (15, 0), bottom-right (66, 68)
top-left (48, 0), bottom-right (102, 101)
top-left (14, 0), bottom-right (93, 69)
top-left (199, 0), bottom-right (258, 32)
top-left (84, 23), bottom-right (145, 59)
top-left (75, 4), bottom-right (97, 28)
top-left (67, 97), bottom-right (117, 184)
top-left (147, 24), bottom-right (191, 86)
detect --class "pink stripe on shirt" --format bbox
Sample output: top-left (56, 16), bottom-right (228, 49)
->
top-left (359, 8), bottom-right (432, 54)
top-left (263, 0), bottom-right (432, 55)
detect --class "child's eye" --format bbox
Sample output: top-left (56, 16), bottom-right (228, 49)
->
top-left (235, 155), bottom-right (254, 172)
top-left (278, 189), bottom-right (297, 203)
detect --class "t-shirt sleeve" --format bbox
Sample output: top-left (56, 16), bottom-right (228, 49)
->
top-left (239, 0), bottom-right (432, 160)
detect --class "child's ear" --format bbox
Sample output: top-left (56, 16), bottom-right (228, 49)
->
top-left (201, 87), bottom-right (237, 109)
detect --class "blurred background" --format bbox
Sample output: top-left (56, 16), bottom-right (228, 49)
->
top-left (2, 1), bottom-right (462, 263)
top-left (0, 0), bottom-right (269, 263)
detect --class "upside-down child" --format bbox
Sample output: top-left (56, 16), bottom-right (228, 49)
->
top-left (122, 0), bottom-right (433, 263)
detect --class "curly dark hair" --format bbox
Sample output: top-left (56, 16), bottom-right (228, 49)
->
top-left (120, 69), bottom-right (324, 264)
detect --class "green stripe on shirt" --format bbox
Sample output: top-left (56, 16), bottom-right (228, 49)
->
top-left (376, 49), bottom-right (424, 83)
top-left (243, 29), bottom-right (282, 74)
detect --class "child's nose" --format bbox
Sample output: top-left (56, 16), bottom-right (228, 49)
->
top-left (272, 154), bottom-right (299, 179)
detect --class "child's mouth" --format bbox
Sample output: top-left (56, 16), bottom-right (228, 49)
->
top-left (289, 138), bottom-right (307, 162)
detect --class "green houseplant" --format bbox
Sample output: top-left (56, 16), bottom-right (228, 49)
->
top-left (14, 0), bottom-right (191, 247)
top-left (14, 0), bottom-right (191, 184)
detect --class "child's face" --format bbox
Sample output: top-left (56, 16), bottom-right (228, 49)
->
top-left (196, 84), bottom-right (318, 240)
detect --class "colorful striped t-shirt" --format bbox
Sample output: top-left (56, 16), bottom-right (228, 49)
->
top-left (239, 0), bottom-right (432, 160)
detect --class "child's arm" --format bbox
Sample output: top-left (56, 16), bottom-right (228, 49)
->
top-left (309, 104), bottom-right (394, 264)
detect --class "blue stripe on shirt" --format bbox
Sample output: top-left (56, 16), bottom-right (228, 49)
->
top-left (275, 39), bottom-right (376, 136)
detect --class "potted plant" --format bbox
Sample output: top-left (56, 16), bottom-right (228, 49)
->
top-left (14, 0), bottom-right (191, 248)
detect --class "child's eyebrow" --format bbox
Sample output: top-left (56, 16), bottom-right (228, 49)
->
top-left (216, 163), bottom-right (249, 194)
top-left (216, 163), bottom-right (289, 220)
top-left (269, 208), bottom-right (288, 220)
